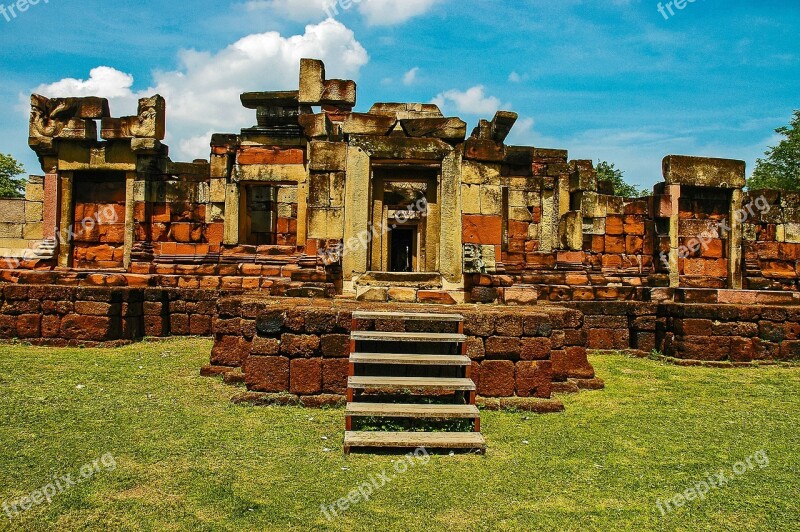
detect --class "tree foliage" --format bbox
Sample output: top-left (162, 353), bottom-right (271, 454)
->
top-left (0, 153), bottom-right (26, 198)
top-left (596, 161), bottom-right (645, 197)
top-left (747, 110), bottom-right (800, 191)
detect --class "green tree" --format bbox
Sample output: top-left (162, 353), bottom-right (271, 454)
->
top-left (747, 110), bottom-right (800, 191)
top-left (0, 153), bottom-right (26, 198)
top-left (596, 161), bottom-right (645, 197)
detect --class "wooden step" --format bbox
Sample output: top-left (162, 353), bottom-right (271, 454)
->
top-left (351, 331), bottom-right (467, 343)
top-left (352, 311), bottom-right (463, 322)
top-left (346, 403), bottom-right (480, 419)
top-left (344, 431), bottom-right (486, 451)
top-left (350, 353), bottom-right (471, 366)
top-left (348, 376), bottom-right (475, 392)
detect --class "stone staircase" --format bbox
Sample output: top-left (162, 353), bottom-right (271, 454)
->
top-left (344, 311), bottom-right (486, 454)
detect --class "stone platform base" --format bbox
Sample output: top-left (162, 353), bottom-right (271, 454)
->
top-left (206, 297), bottom-right (601, 406)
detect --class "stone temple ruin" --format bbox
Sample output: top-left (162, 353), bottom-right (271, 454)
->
top-left (2, 59), bottom-right (800, 451)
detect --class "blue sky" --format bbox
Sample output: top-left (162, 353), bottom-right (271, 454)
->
top-left (1, 0), bottom-right (798, 189)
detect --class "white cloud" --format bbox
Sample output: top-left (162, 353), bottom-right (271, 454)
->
top-left (506, 117), bottom-right (535, 145)
top-left (403, 67), bottom-right (420, 86)
top-left (243, 0), bottom-right (332, 22)
top-left (431, 85), bottom-right (508, 116)
top-left (508, 71), bottom-right (521, 83)
top-left (243, 0), bottom-right (443, 25)
top-left (358, 0), bottom-right (442, 26)
top-left (40, 67), bottom-right (134, 98)
top-left (32, 20), bottom-right (368, 162)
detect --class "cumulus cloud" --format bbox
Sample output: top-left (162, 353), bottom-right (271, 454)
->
top-left (244, 0), bottom-right (332, 22)
top-left (32, 20), bottom-right (368, 161)
top-left (244, 0), bottom-right (443, 25)
top-left (39, 67), bottom-right (134, 99)
top-left (431, 85), bottom-right (508, 116)
top-left (357, 0), bottom-right (443, 26)
top-left (403, 67), bottom-right (420, 86)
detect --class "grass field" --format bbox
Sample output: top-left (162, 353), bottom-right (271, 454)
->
top-left (0, 338), bottom-right (798, 531)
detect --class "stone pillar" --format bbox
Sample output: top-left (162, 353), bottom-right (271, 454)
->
top-left (342, 146), bottom-right (370, 284)
top-left (296, 180), bottom-right (309, 248)
top-left (223, 183), bottom-right (240, 245)
top-left (728, 188), bottom-right (744, 289)
top-left (667, 184), bottom-right (681, 288)
top-left (42, 172), bottom-right (59, 240)
top-left (123, 172), bottom-right (136, 269)
top-left (540, 187), bottom-right (556, 253)
top-left (57, 172), bottom-right (74, 268)
top-left (439, 150), bottom-right (463, 284)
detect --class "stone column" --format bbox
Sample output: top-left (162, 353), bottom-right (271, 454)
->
top-left (728, 188), bottom-right (744, 289)
top-left (667, 184), bottom-right (681, 288)
top-left (123, 172), bottom-right (136, 269)
top-left (540, 187), bottom-right (556, 253)
top-left (42, 172), bottom-right (59, 241)
top-left (439, 150), bottom-right (463, 284)
top-left (342, 146), bottom-right (370, 284)
top-left (223, 183), bottom-right (240, 245)
top-left (57, 172), bottom-right (74, 268)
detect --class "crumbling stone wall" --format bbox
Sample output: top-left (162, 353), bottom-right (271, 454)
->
top-left (204, 298), bottom-right (598, 401)
top-left (5, 57), bottom-right (800, 308)
top-left (0, 177), bottom-right (45, 257)
top-left (0, 285), bottom-right (239, 346)
top-left (742, 189), bottom-right (800, 291)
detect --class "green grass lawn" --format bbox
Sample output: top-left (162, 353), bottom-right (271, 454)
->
top-left (1, 338), bottom-right (798, 531)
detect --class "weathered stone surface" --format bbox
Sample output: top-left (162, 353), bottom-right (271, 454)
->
top-left (322, 358), bottom-right (349, 394)
top-left (476, 360), bottom-right (515, 397)
top-left (211, 335), bottom-right (252, 367)
top-left (280, 334), bottom-right (320, 358)
top-left (663, 155), bottom-right (746, 188)
top-left (515, 361), bottom-right (552, 398)
top-left (551, 347), bottom-right (595, 380)
top-left (320, 334), bottom-right (350, 357)
top-left (290, 358), bottom-right (322, 395)
top-left (245, 356), bottom-right (290, 392)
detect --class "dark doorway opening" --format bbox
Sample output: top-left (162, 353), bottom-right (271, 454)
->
top-left (389, 227), bottom-right (415, 272)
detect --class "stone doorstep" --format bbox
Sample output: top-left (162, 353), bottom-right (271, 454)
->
top-left (676, 287), bottom-right (800, 306)
top-left (355, 271), bottom-right (443, 289)
top-left (229, 391), bottom-right (565, 413)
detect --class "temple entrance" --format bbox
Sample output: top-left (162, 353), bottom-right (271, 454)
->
top-left (389, 226), bottom-right (416, 272)
top-left (368, 166), bottom-right (439, 274)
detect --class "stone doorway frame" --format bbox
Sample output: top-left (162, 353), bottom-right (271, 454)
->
top-left (342, 136), bottom-right (463, 289)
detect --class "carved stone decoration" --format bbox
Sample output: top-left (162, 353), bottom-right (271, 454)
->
top-left (30, 94), bottom-right (78, 138)
top-left (29, 95), bottom-right (104, 154)
top-left (129, 95), bottom-right (166, 140)
top-left (464, 243), bottom-right (497, 274)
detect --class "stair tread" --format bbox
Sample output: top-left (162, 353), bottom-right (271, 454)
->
top-left (352, 311), bottom-right (464, 322)
top-left (348, 376), bottom-right (476, 391)
top-left (350, 353), bottom-right (471, 366)
top-left (344, 431), bottom-right (486, 449)
top-left (346, 403), bottom-right (480, 418)
top-left (351, 331), bottom-right (467, 343)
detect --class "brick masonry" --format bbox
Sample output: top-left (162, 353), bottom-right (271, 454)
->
top-left (204, 297), bottom-right (598, 401)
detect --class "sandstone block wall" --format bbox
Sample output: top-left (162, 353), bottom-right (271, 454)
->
top-left (0, 177), bottom-right (45, 253)
top-left (207, 298), bottom-right (597, 400)
top-left (743, 189), bottom-right (800, 291)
